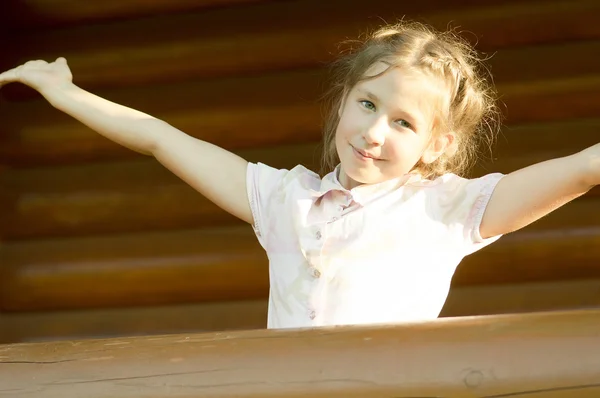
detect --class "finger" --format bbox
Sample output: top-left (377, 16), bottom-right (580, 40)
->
top-left (0, 66), bottom-right (21, 86)
top-left (24, 60), bottom-right (47, 68)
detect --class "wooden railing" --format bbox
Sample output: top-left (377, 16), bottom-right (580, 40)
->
top-left (2, 309), bottom-right (600, 397)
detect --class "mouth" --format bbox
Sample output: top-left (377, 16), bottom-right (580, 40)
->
top-left (351, 145), bottom-right (380, 161)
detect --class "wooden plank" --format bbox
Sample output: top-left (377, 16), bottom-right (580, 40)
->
top-left (1, 117), bottom-right (599, 240)
top-left (0, 226), bottom-right (269, 312)
top-left (0, 101), bottom-right (324, 168)
top-left (2, 310), bottom-right (600, 397)
top-left (2, 68), bottom-right (600, 168)
top-left (480, 118), bottom-right (600, 160)
top-left (441, 279), bottom-right (600, 317)
top-left (500, 75), bottom-right (600, 125)
top-left (422, 0), bottom-right (600, 50)
top-left (5, 0), bottom-right (267, 30)
top-left (485, 40), bottom-right (600, 84)
top-left (0, 299), bottom-right (269, 344)
top-left (4, 0), bottom-right (599, 92)
top-left (457, 226), bottom-right (600, 285)
top-left (0, 143), bottom-right (318, 240)
top-left (0, 68), bottom-right (324, 155)
top-left (2, 280), bottom-right (599, 344)
top-left (2, 221), bottom-right (600, 312)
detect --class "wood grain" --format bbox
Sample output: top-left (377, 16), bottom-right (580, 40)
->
top-left (2, 309), bottom-right (600, 397)
top-left (0, 226), bottom-right (269, 312)
top-left (4, 0), bottom-right (268, 30)
top-left (4, 0), bottom-right (599, 92)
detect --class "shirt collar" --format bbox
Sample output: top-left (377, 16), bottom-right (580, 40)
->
top-left (310, 164), bottom-right (423, 205)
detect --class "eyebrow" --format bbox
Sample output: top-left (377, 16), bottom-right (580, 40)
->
top-left (357, 88), bottom-right (380, 102)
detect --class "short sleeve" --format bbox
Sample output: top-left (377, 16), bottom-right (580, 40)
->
top-left (432, 172), bottom-right (505, 255)
top-left (246, 162), bottom-right (289, 248)
top-left (463, 173), bottom-right (505, 252)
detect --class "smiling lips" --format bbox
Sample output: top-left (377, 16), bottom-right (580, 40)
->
top-left (352, 145), bottom-right (380, 161)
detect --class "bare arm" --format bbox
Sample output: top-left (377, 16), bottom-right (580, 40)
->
top-left (480, 144), bottom-right (600, 239)
top-left (0, 58), bottom-right (252, 223)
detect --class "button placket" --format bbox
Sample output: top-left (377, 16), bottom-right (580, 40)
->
top-left (331, 205), bottom-right (344, 223)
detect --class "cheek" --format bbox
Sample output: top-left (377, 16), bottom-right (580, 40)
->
top-left (334, 122), bottom-right (348, 156)
top-left (334, 122), bottom-right (345, 146)
top-left (383, 136), bottom-right (405, 160)
top-left (336, 105), bottom-right (362, 136)
top-left (384, 135), bottom-right (425, 164)
top-left (335, 116), bottom-right (351, 140)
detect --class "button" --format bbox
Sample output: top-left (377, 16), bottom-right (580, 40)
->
top-left (309, 310), bottom-right (316, 320)
top-left (308, 267), bottom-right (321, 278)
top-left (315, 230), bottom-right (322, 240)
top-left (330, 217), bottom-right (338, 222)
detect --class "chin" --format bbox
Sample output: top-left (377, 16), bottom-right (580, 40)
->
top-left (340, 162), bottom-right (382, 186)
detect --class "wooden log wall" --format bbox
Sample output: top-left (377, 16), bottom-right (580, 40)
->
top-left (3, 310), bottom-right (600, 397)
top-left (1, 0), bottom-right (600, 343)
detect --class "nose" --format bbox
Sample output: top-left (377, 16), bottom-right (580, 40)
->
top-left (362, 117), bottom-right (388, 146)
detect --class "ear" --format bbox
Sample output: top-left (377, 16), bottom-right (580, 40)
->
top-left (421, 132), bottom-right (455, 164)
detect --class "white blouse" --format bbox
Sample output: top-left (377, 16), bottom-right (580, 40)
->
top-left (246, 162), bottom-right (504, 329)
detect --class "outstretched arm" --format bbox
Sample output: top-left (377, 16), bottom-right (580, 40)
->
top-left (0, 58), bottom-right (253, 224)
top-left (480, 144), bottom-right (600, 238)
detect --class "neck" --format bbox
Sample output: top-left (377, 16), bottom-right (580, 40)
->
top-left (337, 168), bottom-right (364, 190)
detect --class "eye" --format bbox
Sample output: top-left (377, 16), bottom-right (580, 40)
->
top-left (396, 119), bottom-right (412, 129)
top-left (359, 100), bottom-right (376, 111)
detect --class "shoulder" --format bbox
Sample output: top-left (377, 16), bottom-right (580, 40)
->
top-left (404, 172), bottom-right (505, 216)
top-left (247, 162), bottom-right (322, 245)
top-left (409, 172), bottom-right (504, 193)
top-left (248, 162), bottom-right (322, 197)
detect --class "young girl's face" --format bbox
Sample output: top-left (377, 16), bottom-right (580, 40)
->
top-left (335, 64), bottom-right (450, 189)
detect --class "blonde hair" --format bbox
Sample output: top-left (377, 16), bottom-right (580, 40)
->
top-left (320, 20), bottom-right (500, 179)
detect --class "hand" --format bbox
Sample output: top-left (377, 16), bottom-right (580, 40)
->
top-left (0, 57), bottom-right (73, 95)
top-left (584, 143), bottom-right (600, 187)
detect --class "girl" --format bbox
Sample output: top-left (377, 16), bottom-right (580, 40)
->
top-left (1, 21), bottom-right (598, 329)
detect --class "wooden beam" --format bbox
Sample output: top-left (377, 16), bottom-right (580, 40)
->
top-left (0, 226), bottom-right (269, 312)
top-left (2, 221), bottom-right (600, 312)
top-left (482, 118), bottom-right (600, 160)
top-left (441, 279), bottom-right (600, 317)
top-left (0, 68), bottom-right (324, 161)
top-left (0, 299), bottom-right (269, 344)
top-left (4, 0), bottom-right (268, 30)
top-left (499, 75), bottom-right (600, 124)
top-left (484, 40), bottom-right (600, 84)
top-left (457, 225), bottom-right (600, 284)
top-left (2, 279), bottom-right (600, 344)
top-left (4, 0), bottom-right (599, 92)
top-left (2, 69), bottom-right (600, 168)
top-left (2, 309), bottom-right (600, 397)
top-left (422, 0), bottom-right (600, 49)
